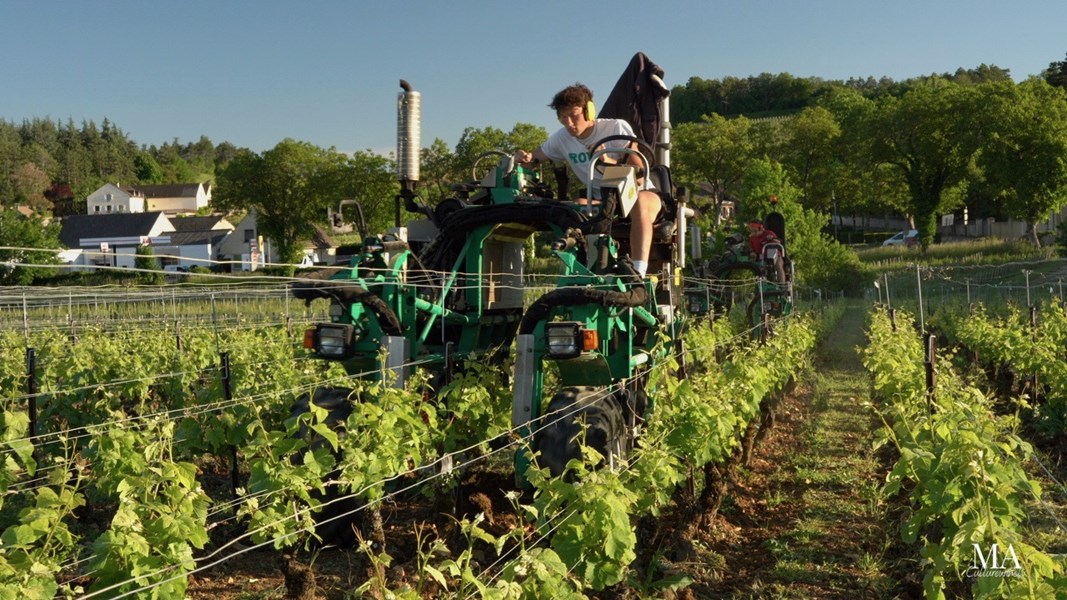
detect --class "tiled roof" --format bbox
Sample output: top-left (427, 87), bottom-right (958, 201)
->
top-left (131, 183), bottom-right (202, 198)
top-left (169, 215), bottom-right (229, 232)
top-left (59, 212), bottom-right (167, 248)
top-left (169, 230), bottom-right (231, 247)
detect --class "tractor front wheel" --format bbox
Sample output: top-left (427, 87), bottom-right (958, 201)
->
top-left (534, 387), bottom-right (628, 478)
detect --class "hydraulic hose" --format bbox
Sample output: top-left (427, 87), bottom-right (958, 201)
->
top-left (518, 262), bottom-right (650, 335)
top-left (291, 280), bottom-right (403, 336)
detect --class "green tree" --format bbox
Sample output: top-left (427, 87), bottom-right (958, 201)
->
top-left (183, 135), bottom-right (216, 176)
top-left (213, 141), bottom-right (240, 173)
top-left (775, 106), bottom-right (841, 210)
top-left (672, 76), bottom-right (722, 123)
top-left (454, 126), bottom-right (509, 176)
top-left (977, 79), bottom-right (1067, 246)
top-left (505, 123), bottom-right (549, 155)
top-left (0, 123), bottom-right (22, 204)
top-left (673, 114), bottom-right (756, 218)
top-left (153, 139), bottom-right (197, 183)
top-left (135, 152), bottom-right (165, 184)
top-left (452, 123), bottom-right (547, 184)
top-left (98, 118), bottom-right (139, 184)
top-left (336, 149), bottom-right (400, 235)
top-left (1042, 52), bottom-right (1067, 90)
top-left (941, 64), bottom-right (1013, 85)
top-left (215, 140), bottom-right (348, 270)
top-left (420, 138), bottom-right (456, 203)
top-left (54, 119), bottom-right (93, 198)
top-left (859, 80), bottom-right (980, 248)
top-left (10, 162), bottom-right (51, 209)
top-left (134, 244), bottom-right (164, 284)
top-left (0, 208), bottom-right (61, 285)
top-left (820, 87), bottom-right (910, 217)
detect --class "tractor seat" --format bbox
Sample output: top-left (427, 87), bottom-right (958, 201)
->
top-left (608, 217), bottom-right (676, 244)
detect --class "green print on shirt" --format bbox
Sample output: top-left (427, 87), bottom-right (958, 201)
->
top-left (568, 152), bottom-right (592, 163)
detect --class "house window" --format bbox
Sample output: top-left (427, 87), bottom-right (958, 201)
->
top-left (105, 193), bottom-right (113, 201)
top-left (93, 206), bottom-right (100, 213)
top-left (244, 229), bottom-right (255, 242)
top-left (106, 205), bottom-right (112, 213)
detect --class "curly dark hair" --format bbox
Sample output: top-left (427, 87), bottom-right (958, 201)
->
top-left (549, 83), bottom-right (593, 114)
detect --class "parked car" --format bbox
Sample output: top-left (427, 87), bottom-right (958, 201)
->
top-left (162, 264), bottom-right (187, 273)
top-left (882, 230), bottom-right (919, 247)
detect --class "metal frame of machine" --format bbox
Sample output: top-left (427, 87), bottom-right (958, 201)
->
top-left (291, 58), bottom-right (797, 497)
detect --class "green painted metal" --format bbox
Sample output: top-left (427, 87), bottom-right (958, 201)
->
top-left (299, 157), bottom-right (703, 486)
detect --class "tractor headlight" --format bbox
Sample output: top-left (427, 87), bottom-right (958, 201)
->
top-left (303, 324), bottom-right (355, 358)
top-left (545, 322), bottom-right (581, 359)
top-left (544, 321), bottom-right (598, 359)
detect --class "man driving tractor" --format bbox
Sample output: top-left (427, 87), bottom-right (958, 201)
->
top-left (514, 83), bottom-right (662, 277)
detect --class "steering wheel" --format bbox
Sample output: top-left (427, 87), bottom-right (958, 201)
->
top-left (587, 134), bottom-right (655, 179)
top-left (472, 150), bottom-right (514, 181)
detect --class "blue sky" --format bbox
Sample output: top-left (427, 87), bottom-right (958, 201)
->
top-left (2, 1), bottom-right (1064, 155)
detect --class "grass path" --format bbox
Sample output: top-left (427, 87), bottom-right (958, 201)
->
top-left (697, 304), bottom-right (903, 598)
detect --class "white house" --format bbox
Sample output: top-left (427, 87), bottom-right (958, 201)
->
top-left (86, 184), bottom-right (145, 215)
top-left (58, 212), bottom-right (175, 269)
top-left (138, 183), bottom-right (212, 215)
top-left (151, 215), bottom-right (235, 270)
top-left (216, 210), bottom-right (336, 271)
top-left (85, 182), bottom-right (211, 217)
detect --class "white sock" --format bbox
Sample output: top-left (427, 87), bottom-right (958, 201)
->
top-left (632, 260), bottom-right (648, 276)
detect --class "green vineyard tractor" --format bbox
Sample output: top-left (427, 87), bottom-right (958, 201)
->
top-left (689, 217), bottom-right (794, 338)
top-left (292, 60), bottom-right (710, 503)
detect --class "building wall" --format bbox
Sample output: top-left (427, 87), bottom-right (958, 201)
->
top-left (86, 184), bottom-right (144, 215)
top-left (146, 197), bottom-right (199, 214)
top-left (940, 205), bottom-right (1067, 240)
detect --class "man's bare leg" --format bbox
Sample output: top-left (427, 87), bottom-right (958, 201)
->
top-left (629, 190), bottom-right (662, 276)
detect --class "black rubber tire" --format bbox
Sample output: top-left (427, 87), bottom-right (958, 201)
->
top-left (288, 387), bottom-right (361, 546)
top-left (534, 387), bottom-right (627, 478)
top-left (747, 294), bottom-right (786, 339)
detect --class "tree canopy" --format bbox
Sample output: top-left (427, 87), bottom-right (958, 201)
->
top-left (858, 81), bottom-right (981, 247)
top-left (0, 208), bottom-right (61, 285)
top-left (214, 140), bottom-right (399, 268)
top-left (976, 79), bottom-right (1067, 245)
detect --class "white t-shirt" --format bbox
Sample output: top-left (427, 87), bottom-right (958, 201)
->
top-left (538, 119), bottom-right (639, 186)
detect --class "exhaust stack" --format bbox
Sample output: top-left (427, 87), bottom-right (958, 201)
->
top-left (396, 80), bottom-right (421, 225)
top-left (397, 80), bottom-right (421, 185)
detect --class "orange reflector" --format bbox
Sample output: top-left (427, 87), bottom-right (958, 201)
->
top-left (302, 329), bottom-right (316, 349)
top-left (581, 329), bottom-right (599, 351)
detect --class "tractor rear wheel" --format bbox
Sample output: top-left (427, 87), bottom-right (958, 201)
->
top-left (534, 387), bottom-right (628, 478)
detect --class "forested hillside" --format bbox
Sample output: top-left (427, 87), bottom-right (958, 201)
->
top-left (670, 64), bottom-right (1015, 123)
top-left (0, 118), bottom-right (235, 214)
